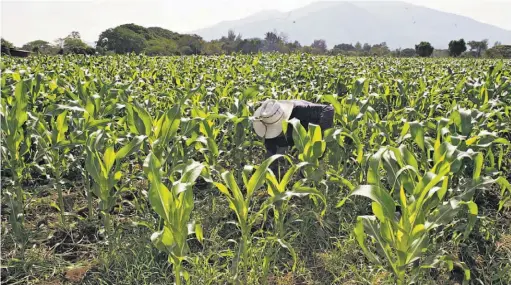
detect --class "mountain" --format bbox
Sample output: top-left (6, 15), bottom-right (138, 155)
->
top-left (192, 1), bottom-right (511, 49)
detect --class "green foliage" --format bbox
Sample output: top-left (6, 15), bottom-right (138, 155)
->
top-left (32, 110), bottom-right (72, 223)
top-left (340, 142), bottom-right (495, 284)
top-left (1, 37), bottom-right (14, 48)
top-left (145, 38), bottom-right (178, 56)
top-left (400, 48), bottom-right (416, 57)
top-left (448, 38), bottom-right (467, 57)
top-left (311, 39), bottom-right (328, 54)
top-left (485, 45), bottom-right (511, 59)
top-left (21, 40), bottom-right (59, 54)
top-left (468, 39), bottom-right (489, 57)
top-left (98, 26), bottom-right (147, 54)
top-left (144, 153), bottom-right (204, 285)
top-left (331, 43), bottom-right (356, 55)
top-left (214, 155), bottom-right (281, 282)
top-left (415, 41), bottom-right (434, 57)
top-left (1, 38), bottom-right (14, 55)
top-left (0, 78), bottom-right (32, 255)
top-left (1, 54), bottom-right (510, 285)
top-left (63, 37), bottom-right (94, 55)
top-left (97, 24), bottom-right (204, 55)
top-left (85, 130), bottom-right (145, 235)
top-left (370, 42), bottom-right (391, 56)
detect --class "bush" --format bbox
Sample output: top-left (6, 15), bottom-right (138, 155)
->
top-left (415, 41), bottom-right (434, 57)
top-left (179, 46), bottom-right (193, 55)
top-left (400, 48), bottom-right (416, 57)
top-left (485, 45), bottom-right (511, 59)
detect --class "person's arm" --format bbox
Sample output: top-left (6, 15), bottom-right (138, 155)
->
top-left (264, 138), bottom-right (285, 175)
top-left (264, 138), bottom-right (278, 158)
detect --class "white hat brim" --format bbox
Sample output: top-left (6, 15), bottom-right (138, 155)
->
top-left (253, 101), bottom-right (294, 139)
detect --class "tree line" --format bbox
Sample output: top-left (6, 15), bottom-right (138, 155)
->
top-left (2, 23), bottom-right (510, 58)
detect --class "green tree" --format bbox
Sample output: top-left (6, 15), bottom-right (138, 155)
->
top-left (448, 39), bottom-right (467, 57)
top-left (147, 27), bottom-right (181, 41)
top-left (1, 38), bottom-right (14, 49)
top-left (202, 40), bottom-right (224, 55)
top-left (400, 48), bottom-right (416, 57)
top-left (331, 43), bottom-right (356, 55)
top-left (432, 49), bottom-right (450, 58)
top-left (285, 40), bottom-right (302, 53)
top-left (22, 40), bottom-right (59, 54)
top-left (468, 39), bottom-right (489, 57)
top-left (415, 41), bottom-right (434, 57)
top-left (145, 38), bottom-right (178, 56)
top-left (177, 34), bottom-right (203, 55)
top-left (54, 31), bottom-right (94, 55)
top-left (263, 31), bottom-right (283, 52)
top-left (301, 46), bottom-right (313, 53)
top-left (311, 39), bottom-right (327, 54)
top-left (370, 42), bottom-right (390, 56)
top-left (237, 38), bottom-right (263, 54)
top-left (63, 37), bottom-right (92, 54)
top-left (69, 31), bottom-right (81, 39)
top-left (485, 45), bottom-right (511, 58)
top-left (1, 38), bottom-right (14, 55)
top-left (97, 25), bottom-right (148, 54)
top-left (219, 30), bottom-right (241, 54)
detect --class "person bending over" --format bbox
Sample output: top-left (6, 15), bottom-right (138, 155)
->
top-left (252, 99), bottom-right (334, 173)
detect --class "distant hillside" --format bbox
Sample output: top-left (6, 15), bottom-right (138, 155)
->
top-left (96, 24), bottom-right (203, 55)
top-left (192, 1), bottom-right (511, 49)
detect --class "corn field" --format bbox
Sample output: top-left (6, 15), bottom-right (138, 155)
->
top-left (1, 54), bottom-right (511, 285)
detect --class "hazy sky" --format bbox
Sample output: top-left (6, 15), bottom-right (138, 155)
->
top-left (2, 0), bottom-right (511, 46)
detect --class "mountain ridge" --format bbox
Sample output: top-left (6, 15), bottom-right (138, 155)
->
top-left (192, 1), bottom-right (511, 49)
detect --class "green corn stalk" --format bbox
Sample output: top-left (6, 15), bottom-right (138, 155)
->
top-left (85, 130), bottom-right (145, 236)
top-left (0, 79), bottom-right (31, 256)
top-left (65, 106), bottom-right (111, 220)
top-left (213, 155), bottom-right (280, 283)
top-left (263, 161), bottom-right (327, 271)
top-left (32, 110), bottom-right (71, 223)
top-left (339, 142), bottom-right (497, 284)
top-left (288, 119), bottom-right (326, 181)
top-left (126, 102), bottom-right (182, 160)
top-left (324, 128), bottom-right (365, 183)
top-left (143, 153), bottom-right (205, 285)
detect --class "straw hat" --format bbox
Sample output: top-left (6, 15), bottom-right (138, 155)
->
top-left (252, 99), bottom-right (294, 139)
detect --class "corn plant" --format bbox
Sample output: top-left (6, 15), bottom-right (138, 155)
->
top-left (263, 160), bottom-right (327, 270)
top-left (339, 142), bottom-right (497, 284)
top-left (126, 103), bottom-right (179, 153)
top-left (143, 152), bottom-right (205, 285)
top-left (84, 130), bottom-right (145, 235)
top-left (0, 79), bottom-right (31, 255)
top-left (287, 119), bottom-right (327, 181)
top-left (213, 155), bottom-right (280, 283)
top-left (32, 110), bottom-right (72, 223)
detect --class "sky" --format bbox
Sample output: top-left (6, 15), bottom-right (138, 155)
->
top-left (1, 0), bottom-right (511, 47)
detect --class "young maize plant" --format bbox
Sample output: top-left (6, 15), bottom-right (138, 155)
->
top-left (339, 141), bottom-right (498, 285)
top-left (143, 152), bottom-right (205, 285)
top-left (190, 108), bottom-right (223, 167)
top-left (0, 79), bottom-right (31, 256)
top-left (263, 161), bottom-right (327, 271)
top-left (85, 130), bottom-right (145, 236)
top-left (213, 155), bottom-right (281, 283)
top-left (287, 119), bottom-right (326, 181)
top-left (32, 110), bottom-right (72, 224)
